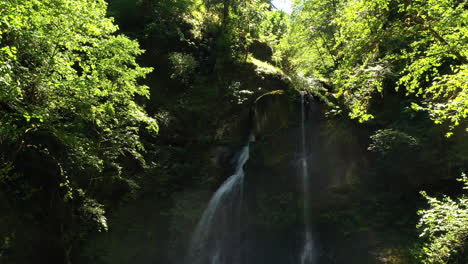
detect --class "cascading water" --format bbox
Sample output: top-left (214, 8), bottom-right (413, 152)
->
top-left (187, 135), bottom-right (253, 264)
top-left (187, 94), bottom-right (317, 264)
top-left (299, 92), bottom-right (316, 264)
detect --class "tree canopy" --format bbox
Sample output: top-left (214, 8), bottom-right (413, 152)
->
top-left (0, 0), bottom-right (156, 261)
top-left (1, 0), bottom-right (467, 263)
top-left (281, 0), bottom-right (468, 134)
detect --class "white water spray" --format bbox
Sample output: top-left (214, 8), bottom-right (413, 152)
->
top-left (187, 136), bottom-right (253, 264)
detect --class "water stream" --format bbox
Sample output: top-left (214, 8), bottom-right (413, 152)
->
top-left (299, 92), bottom-right (316, 264)
top-left (187, 94), bottom-right (316, 264)
top-left (187, 136), bottom-right (253, 264)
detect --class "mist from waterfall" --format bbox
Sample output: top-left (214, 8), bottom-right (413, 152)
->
top-left (299, 92), bottom-right (316, 264)
top-left (187, 136), bottom-right (253, 264)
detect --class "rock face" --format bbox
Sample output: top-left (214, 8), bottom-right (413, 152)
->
top-left (250, 89), bottom-right (367, 210)
top-left (244, 91), bottom-right (373, 264)
top-left (210, 88), bottom-right (424, 264)
top-left (248, 40), bottom-right (274, 62)
top-left (82, 88), bottom-right (394, 264)
top-left (163, 89), bottom-right (381, 264)
top-left (82, 56), bottom-right (428, 264)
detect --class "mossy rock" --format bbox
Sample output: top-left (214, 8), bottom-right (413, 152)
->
top-left (248, 40), bottom-right (273, 62)
top-left (253, 90), bottom-right (294, 137)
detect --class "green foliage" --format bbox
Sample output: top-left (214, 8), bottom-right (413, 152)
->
top-left (168, 52), bottom-right (199, 84)
top-left (417, 174), bottom-right (468, 264)
top-left (278, 0), bottom-right (338, 75)
top-left (280, 4), bottom-right (468, 263)
top-left (141, 0), bottom-right (198, 44)
top-left (368, 129), bottom-right (419, 156)
top-left (248, 55), bottom-right (285, 76)
top-left (282, 0), bottom-right (468, 132)
top-left (227, 81), bottom-right (254, 104)
top-left (0, 0), bottom-right (156, 260)
top-left (197, 0), bottom-right (280, 63)
top-left (81, 197), bottom-right (108, 233)
top-left (257, 8), bottom-right (288, 49)
top-left (0, 0), bottom-right (157, 150)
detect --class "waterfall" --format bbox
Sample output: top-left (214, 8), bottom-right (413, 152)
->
top-left (187, 136), bottom-right (253, 264)
top-left (186, 93), bottom-right (317, 264)
top-left (299, 92), bottom-right (316, 264)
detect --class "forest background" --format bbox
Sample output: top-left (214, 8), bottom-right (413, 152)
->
top-left (0, 0), bottom-right (467, 263)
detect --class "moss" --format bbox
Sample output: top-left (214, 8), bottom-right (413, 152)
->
top-left (247, 54), bottom-right (288, 78)
top-left (254, 89), bottom-right (285, 104)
